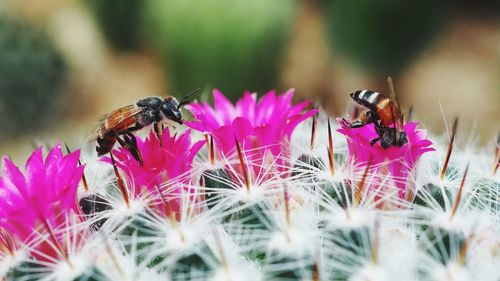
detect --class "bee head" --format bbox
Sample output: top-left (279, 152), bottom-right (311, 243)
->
top-left (161, 97), bottom-right (183, 124)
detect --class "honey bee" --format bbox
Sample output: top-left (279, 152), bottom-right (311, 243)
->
top-left (90, 88), bottom-right (200, 165)
top-left (344, 84), bottom-right (408, 149)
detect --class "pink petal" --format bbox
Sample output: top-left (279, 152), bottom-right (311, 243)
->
top-left (232, 117), bottom-right (255, 142)
top-left (213, 89), bottom-right (236, 124)
top-left (25, 147), bottom-right (46, 199)
top-left (2, 156), bottom-right (27, 197)
top-left (236, 92), bottom-right (257, 122)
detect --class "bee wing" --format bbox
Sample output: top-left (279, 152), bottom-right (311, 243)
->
top-left (386, 77), bottom-right (406, 146)
top-left (88, 105), bottom-right (144, 142)
top-left (386, 77), bottom-right (404, 129)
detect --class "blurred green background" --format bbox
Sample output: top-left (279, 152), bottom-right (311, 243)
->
top-left (0, 0), bottom-right (499, 161)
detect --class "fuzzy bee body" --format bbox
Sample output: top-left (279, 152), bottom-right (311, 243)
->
top-left (348, 90), bottom-right (408, 149)
top-left (350, 90), bottom-right (399, 127)
top-left (91, 89), bottom-right (200, 164)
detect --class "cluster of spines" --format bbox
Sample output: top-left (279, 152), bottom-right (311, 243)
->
top-left (2, 112), bottom-right (499, 281)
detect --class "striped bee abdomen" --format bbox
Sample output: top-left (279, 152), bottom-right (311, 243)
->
top-left (350, 90), bottom-right (388, 111)
top-left (350, 90), bottom-right (397, 126)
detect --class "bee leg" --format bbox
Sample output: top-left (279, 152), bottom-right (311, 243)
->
top-left (370, 137), bottom-right (381, 146)
top-left (115, 136), bottom-right (128, 150)
top-left (125, 132), bottom-right (144, 166)
top-left (371, 121), bottom-right (387, 147)
top-left (351, 110), bottom-right (378, 128)
top-left (380, 129), bottom-right (398, 149)
top-left (117, 134), bottom-right (144, 166)
top-left (154, 121), bottom-right (163, 147)
top-left (397, 132), bottom-right (408, 146)
top-left (380, 138), bottom-right (392, 149)
top-left (348, 120), bottom-right (367, 128)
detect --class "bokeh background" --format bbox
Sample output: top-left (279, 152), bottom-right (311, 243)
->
top-left (0, 0), bottom-right (499, 161)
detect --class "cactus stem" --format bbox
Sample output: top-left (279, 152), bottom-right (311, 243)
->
top-left (103, 237), bottom-right (125, 278)
top-left (79, 160), bottom-right (89, 192)
top-left (204, 134), bottom-right (210, 161)
top-left (310, 113), bottom-right (318, 151)
top-left (312, 261), bottom-right (319, 281)
top-left (110, 152), bottom-right (130, 208)
top-left (283, 184), bottom-right (291, 227)
top-left (65, 143), bottom-right (89, 191)
top-left (0, 230), bottom-right (15, 256)
top-left (449, 162), bottom-right (469, 220)
top-left (327, 118), bottom-right (335, 176)
top-left (493, 131), bottom-right (500, 175)
top-left (170, 215), bottom-right (186, 243)
top-left (234, 136), bottom-right (251, 193)
top-left (371, 219), bottom-right (380, 265)
top-left (210, 135), bottom-right (216, 165)
top-left (457, 230), bottom-right (475, 267)
top-left (213, 230), bottom-right (228, 271)
top-left (205, 134), bottom-right (216, 165)
top-left (154, 182), bottom-right (185, 243)
top-left (440, 117), bottom-right (459, 180)
top-left (40, 215), bottom-right (72, 267)
top-left (353, 159), bottom-right (371, 208)
top-left (152, 181), bottom-right (178, 227)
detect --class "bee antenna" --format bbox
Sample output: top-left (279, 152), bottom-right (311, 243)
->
top-left (177, 88), bottom-right (201, 110)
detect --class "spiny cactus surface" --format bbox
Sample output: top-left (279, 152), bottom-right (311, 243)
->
top-left (0, 89), bottom-right (498, 281)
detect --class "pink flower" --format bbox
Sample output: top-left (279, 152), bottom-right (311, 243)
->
top-left (105, 128), bottom-right (204, 219)
top-left (186, 89), bottom-right (317, 177)
top-left (337, 121), bottom-right (434, 200)
top-left (0, 144), bottom-right (84, 259)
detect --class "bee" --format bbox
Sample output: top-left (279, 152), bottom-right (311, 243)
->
top-left (344, 82), bottom-right (408, 149)
top-left (91, 88), bottom-right (200, 165)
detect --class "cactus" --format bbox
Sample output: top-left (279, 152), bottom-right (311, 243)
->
top-left (86, 0), bottom-right (144, 51)
top-left (0, 89), bottom-right (499, 281)
top-left (320, 0), bottom-right (448, 75)
top-left (0, 17), bottom-right (68, 138)
top-left (143, 0), bottom-right (297, 99)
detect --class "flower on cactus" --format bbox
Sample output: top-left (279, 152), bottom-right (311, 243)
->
top-left (0, 87), bottom-right (498, 281)
top-left (337, 120), bottom-right (434, 200)
top-left (104, 128), bottom-right (205, 219)
top-left (0, 144), bottom-right (84, 261)
top-left (186, 89), bottom-right (317, 176)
